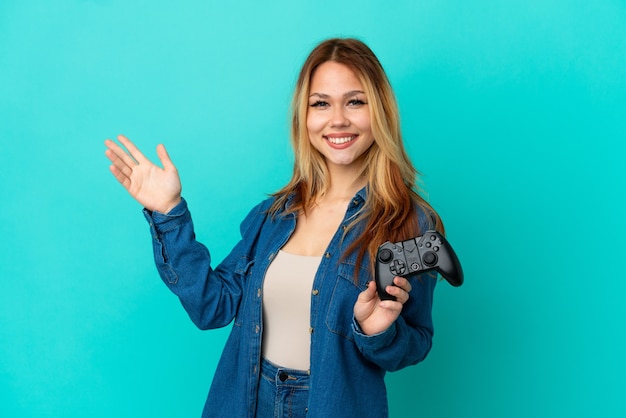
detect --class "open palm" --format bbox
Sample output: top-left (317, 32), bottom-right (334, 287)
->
top-left (104, 135), bottom-right (182, 214)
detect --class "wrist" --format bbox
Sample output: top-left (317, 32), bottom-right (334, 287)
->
top-left (153, 196), bottom-right (182, 214)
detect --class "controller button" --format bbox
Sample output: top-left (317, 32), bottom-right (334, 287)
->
top-left (426, 242), bottom-right (432, 248)
top-left (430, 235), bottom-right (437, 241)
top-left (433, 246), bottom-right (439, 252)
top-left (411, 263), bottom-right (420, 271)
top-left (378, 249), bottom-right (394, 263)
top-left (390, 260), bottom-right (406, 275)
top-left (423, 251), bottom-right (438, 266)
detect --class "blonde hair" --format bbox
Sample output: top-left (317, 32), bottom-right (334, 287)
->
top-left (271, 38), bottom-right (443, 272)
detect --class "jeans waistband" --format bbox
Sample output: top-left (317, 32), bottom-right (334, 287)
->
top-left (260, 357), bottom-right (310, 387)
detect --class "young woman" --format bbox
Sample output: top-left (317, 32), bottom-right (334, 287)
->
top-left (105, 38), bottom-right (444, 418)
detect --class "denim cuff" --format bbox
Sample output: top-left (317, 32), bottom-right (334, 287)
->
top-left (143, 197), bottom-right (190, 236)
top-left (351, 317), bottom-right (398, 351)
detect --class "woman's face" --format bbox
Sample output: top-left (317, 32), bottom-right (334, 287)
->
top-left (306, 61), bottom-right (374, 171)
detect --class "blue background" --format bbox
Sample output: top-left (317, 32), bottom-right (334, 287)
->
top-left (1, 0), bottom-right (625, 417)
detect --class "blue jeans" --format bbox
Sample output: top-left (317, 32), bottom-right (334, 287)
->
top-left (255, 358), bottom-right (310, 417)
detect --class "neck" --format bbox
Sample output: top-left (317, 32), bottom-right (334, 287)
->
top-left (317, 163), bottom-right (367, 203)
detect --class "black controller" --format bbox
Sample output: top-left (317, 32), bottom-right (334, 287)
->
top-left (375, 230), bottom-right (463, 300)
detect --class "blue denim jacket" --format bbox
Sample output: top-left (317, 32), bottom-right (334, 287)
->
top-left (143, 188), bottom-right (437, 417)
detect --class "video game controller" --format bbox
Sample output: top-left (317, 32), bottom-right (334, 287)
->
top-left (375, 230), bottom-right (463, 300)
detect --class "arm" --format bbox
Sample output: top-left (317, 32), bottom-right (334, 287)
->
top-left (105, 135), bottom-right (264, 329)
top-left (145, 198), bottom-right (266, 329)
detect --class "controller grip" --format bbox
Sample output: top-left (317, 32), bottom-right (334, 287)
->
top-left (436, 242), bottom-right (464, 286)
top-left (374, 245), bottom-right (397, 300)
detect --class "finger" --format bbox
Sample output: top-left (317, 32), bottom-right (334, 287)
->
top-left (378, 285), bottom-right (404, 310)
top-left (117, 134), bottom-right (149, 164)
top-left (385, 286), bottom-right (410, 304)
top-left (105, 147), bottom-right (135, 178)
top-left (105, 138), bottom-right (138, 168)
top-left (386, 279), bottom-right (411, 304)
top-left (393, 276), bottom-right (412, 294)
top-left (378, 299), bottom-right (404, 313)
top-left (109, 163), bottom-right (131, 190)
top-left (104, 145), bottom-right (131, 169)
top-left (358, 281), bottom-right (378, 302)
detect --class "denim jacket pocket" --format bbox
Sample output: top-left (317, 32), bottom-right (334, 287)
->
top-left (234, 255), bottom-right (255, 327)
top-left (325, 260), bottom-right (371, 341)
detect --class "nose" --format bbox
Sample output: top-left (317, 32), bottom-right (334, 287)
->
top-left (330, 106), bottom-right (349, 127)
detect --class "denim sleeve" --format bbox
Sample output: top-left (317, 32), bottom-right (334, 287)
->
top-left (350, 207), bottom-right (439, 372)
top-left (143, 198), bottom-right (265, 330)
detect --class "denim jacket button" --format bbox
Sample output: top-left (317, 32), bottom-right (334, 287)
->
top-left (312, 289), bottom-right (319, 296)
top-left (309, 327), bottom-right (314, 334)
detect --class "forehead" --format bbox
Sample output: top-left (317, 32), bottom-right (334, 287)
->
top-left (309, 61), bottom-right (364, 92)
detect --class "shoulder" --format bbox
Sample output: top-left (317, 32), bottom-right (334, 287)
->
top-left (248, 196), bottom-right (276, 216)
top-left (239, 195), bottom-right (281, 236)
top-left (413, 201), bottom-right (440, 234)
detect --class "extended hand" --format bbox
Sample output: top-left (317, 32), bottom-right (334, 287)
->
top-left (104, 135), bottom-right (182, 214)
top-left (353, 277), bottom-right (412, 336)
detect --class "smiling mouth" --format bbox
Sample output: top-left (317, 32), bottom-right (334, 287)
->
top-left (325, 135), bottom-right (357, 145)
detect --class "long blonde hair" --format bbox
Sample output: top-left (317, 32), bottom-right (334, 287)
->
top-left (270, 38), bottom-right (444, 272)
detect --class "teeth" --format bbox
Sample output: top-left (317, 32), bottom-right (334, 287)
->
top-left (327, 136), bottom-right (355, 144)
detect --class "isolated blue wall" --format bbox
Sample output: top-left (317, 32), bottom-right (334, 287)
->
top-left (1, 1), bottom-right (624, 417)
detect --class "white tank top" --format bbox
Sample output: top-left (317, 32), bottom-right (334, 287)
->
top-left (261, 250), bottom-right (321, 371)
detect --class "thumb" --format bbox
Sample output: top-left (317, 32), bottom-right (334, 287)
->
top-left (156, 144), bottom-right (176, 171)
top-left (359, 280), bottom-right (377, 301)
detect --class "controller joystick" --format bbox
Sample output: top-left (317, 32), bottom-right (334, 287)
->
top-left (374, 230), bottom-right (463, 300)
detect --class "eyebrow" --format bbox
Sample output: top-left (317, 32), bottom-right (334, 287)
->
top-left (309, 90), bottom-right (366, 99)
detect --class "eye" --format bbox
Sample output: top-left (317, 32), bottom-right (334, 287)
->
top-left (310, 100), bottom-right (329, 108)
top-left (347, 98), bottom-right (367, 107)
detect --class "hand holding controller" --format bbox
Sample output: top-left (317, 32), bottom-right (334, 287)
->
top-left (374, 231), bottom-right (463, 300)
